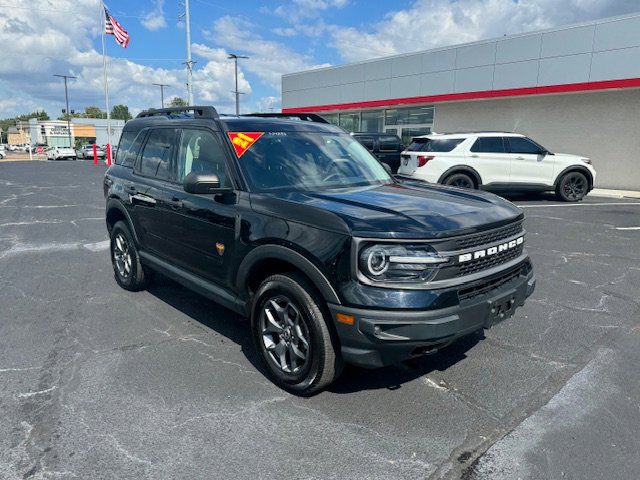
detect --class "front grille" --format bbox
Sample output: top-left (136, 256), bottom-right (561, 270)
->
top-left (456, 244), bottom-right (524, 277)
top-left (454, 220), bottom-right (523, 250)
top-left (458, 264), bottom-right (524, 301)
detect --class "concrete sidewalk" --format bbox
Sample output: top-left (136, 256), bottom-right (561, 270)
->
top-left (591, 188), bottom-right (640, 199)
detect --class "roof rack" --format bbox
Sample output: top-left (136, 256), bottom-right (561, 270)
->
top-left (242, 113), bottom-right (329, 124)
top-left (137, 106), bottom-right (219, 119)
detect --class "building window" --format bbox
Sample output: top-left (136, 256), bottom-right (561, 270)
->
top-left (360, 110), bottom-right (384, 132)
top-left (322, 113), bottom-right (339, 126)
top-left (338, 112), bottom-right (360, 132)
top-left (385, 106), bottom-right (434, 125)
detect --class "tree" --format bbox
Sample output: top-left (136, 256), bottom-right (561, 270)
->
top-left (111, 104), bottom-right (132, 121)
top-left (168, 97), bottom-right (188, 107)
top-left (0, 110), bottom-right (49, 138)
top-left (84, 106), bottom-right (105, 118)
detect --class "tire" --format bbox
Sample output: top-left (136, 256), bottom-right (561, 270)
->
top-left (110, 220), bottom-right (151, 291)
top-left (251, 272), bottom-right (343, 395)
top-left (555, 171), bottom-right (588, 202)
top-left (443, 172), bottom-right (476, 189)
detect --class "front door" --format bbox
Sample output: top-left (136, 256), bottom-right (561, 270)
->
top-left (162, 127), bottom-right (238, 286)
top-left (506, 136), bottom-right (556, 186)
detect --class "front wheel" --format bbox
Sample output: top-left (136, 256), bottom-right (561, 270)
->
top-left (556, 171), bottom-right (588, 202)
top-left (443, 172), bottom-right (476, 189)
top-left (251, 273), bottom-right (343, 395)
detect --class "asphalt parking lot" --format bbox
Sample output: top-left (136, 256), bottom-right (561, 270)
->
top-left (1, 160), bottom-right (639, 480)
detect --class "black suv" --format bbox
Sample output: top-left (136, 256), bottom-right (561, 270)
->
top-left (352, 132), bottom-right (404, 173)
top-left (104, 106), bottom-right (535, 394)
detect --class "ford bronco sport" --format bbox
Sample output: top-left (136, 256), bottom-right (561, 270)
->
top-left (104, 106), bottom-right (535, 394)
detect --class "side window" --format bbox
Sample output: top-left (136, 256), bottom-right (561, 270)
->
top-left (379, 135), bottom-right (400, 152)
top-left (508, 137), bottom-right (543, 154)
top-left (138, 128), bottom-right (176, 180)
top-left (176, 129), bottom-right (231, 187)
top-left (470, 137), bottom-right (506, 154)
top-left (115, 129), bottom-right (146, 167)
top-left (356, 136), bottom-right (375, 151)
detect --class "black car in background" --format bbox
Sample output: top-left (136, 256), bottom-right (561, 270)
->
top-left (104, 107), bottom-right (535, 394)
top-left (351, 132), bottom-right (404, 173)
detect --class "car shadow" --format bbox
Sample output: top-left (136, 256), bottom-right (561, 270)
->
top-left (146, 273), bottom-right (482, 394)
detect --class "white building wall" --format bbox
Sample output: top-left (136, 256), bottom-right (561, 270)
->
top-left (433, 89), bottom-right (640, 190)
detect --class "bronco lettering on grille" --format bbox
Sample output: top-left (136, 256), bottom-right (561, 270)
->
top-left (458, 236), bottom-right (524, 263)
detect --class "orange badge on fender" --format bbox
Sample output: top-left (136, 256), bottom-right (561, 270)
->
top-left (227, 132), bottom-right (264, 158)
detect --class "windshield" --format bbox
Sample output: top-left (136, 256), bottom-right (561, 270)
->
top-left (236, 131), bottom-right (393, 192)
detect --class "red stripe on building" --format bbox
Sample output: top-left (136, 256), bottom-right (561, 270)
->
top-left (282, 77), bottom-right (640, 113)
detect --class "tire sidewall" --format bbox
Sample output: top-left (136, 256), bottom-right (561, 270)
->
top-left (251, 275), bottom-right (330, 393)
top-left (557, 171), bottom-right (587, 202)
top-left (110, 221), bottom-right (140, 289)
top-left (444, 173), bottom-right (475, 189)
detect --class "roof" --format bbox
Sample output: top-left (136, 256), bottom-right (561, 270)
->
top-left (416, 132), bottom-right (526, 139)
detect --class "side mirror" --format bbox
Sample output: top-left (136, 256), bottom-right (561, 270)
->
top-left (183, 172), bottom-right (229, 194)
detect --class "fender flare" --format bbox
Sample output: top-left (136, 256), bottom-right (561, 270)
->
top-left (235, 244), bottom-right (341, 304)
top-left (105, 198), bottom-right (141, 245)
top-left (437, 165), bottom-right (483, 188)
top-left (553, 165), bottom-right (594, 190)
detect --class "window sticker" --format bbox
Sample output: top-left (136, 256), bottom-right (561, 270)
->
top-left (227, 132), bottom-right (264, 158)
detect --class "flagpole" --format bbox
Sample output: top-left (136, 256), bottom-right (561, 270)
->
top-left (101, 1), bottom-right (112, 161)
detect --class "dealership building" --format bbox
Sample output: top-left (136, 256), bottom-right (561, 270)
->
top-left (282, 13), bottom-right (640, 190)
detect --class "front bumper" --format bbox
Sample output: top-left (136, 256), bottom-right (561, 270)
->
top-left (328, 263), bottom-right (535, 368)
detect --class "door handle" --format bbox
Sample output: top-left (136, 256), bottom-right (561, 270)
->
top-left (130, 193), bottom-right (156, 205)
top-left (170, 197), bottom-right (183, 211)
top-left (515, 156), bottom-right (525, 160)
top-left (470, 154), bottom-right (479, 158)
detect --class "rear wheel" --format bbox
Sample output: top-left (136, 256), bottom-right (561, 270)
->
top-left (251, 273), bottom-right (342, 395)
top-left (556, 171), bottom-right (588, 202)
top-left (110, 220), bottom-right (151, 291)
top-left (443, 172), bottom-right (476, 189)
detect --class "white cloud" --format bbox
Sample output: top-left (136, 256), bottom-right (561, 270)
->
top-left (274, 0), bottom-right (349, 22)
top-left (329, 0), bottom-right (640, 62)
top-left (0, 0), bottom-right (245, 118)
top-left (141, 0), bottom-right (167, 31)
top-left (204, 16), bottom-right (330, 91)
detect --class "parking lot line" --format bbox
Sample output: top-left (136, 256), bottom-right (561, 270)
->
top-left (518, 202), bottom-right (640, 208)
top-left (614, 226), bottom-right (640, 230)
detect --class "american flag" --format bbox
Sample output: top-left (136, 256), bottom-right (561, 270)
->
top-left (104, 7), bottom-right (130, 48)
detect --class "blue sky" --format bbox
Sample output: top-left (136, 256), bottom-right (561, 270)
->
top-left (0, 0), bottom-right (637, 118)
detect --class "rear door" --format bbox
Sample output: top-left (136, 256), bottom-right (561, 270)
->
top-left (467, 136), bottom-right (511, 185)
top-left (131, 127), bottom-right (179, 256)
top-left (506, 136), bottom-right (555, 186)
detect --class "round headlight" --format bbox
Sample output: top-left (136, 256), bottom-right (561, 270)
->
top-left (366, 248), bottom-right (389, 276)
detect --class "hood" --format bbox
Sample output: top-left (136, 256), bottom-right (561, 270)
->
top-left (252, 181), bottom-right (523, 239)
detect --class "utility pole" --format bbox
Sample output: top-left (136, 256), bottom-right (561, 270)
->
top-left (53, 74), bottom-right (76, 148)
top-left (182, 0), bottom-right (195, 105)
top-left (152, 83), bottom-right (170, 108)
top-left (228, 53), bottom-right (248, 115)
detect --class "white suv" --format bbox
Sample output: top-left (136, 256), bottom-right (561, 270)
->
top-left (397, 132), bottom-right (596, 201)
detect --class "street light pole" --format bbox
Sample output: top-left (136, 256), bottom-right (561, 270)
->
top-left (184, 0), bottom-right (194, 105)
top-left (228, 53), bottom-right (248, 115)
top-left (53, 74), bottom-right (76, 148)
top-left (152, 83), bottom-right (171, 108)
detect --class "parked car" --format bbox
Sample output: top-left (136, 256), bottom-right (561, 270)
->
top-left (397, 132), bottom-right (596, 202)
top-left (352, 132), bottom-right (404, 173)
top-left (0, 150), bottom-right (5, 159)
top-left (77, 144), bottom-right (105, 159)
top-left (104, 107), bottom-right (535, 394)
top-left (46, 146), bottom-right (76, 160)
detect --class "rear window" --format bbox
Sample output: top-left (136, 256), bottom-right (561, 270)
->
top-left (406, 138), bottom-right (464, 152)
top-left (470, 137), bottom-right (506, 154)
top-left (115, 129), bottom-right (146, 167)
top-left (378, 135), bottom-right (401, 152)
top-left (355, 136), bottom-right (375, 151)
